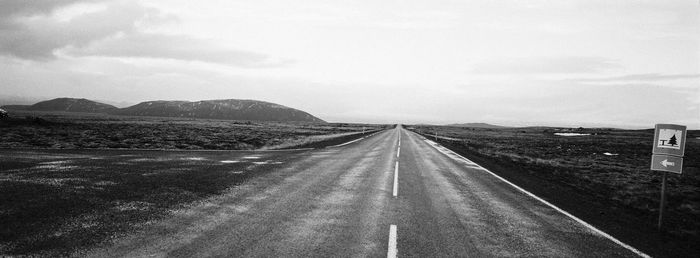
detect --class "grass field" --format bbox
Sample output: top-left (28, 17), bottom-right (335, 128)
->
top-left (408, 125), bottom-right (700, 257)
top-left (0, 111), bottom-right (388, 150)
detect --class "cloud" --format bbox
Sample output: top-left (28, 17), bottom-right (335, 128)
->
top-left (69, 33), bottom-right (293, 67)
top-left (471, 56), bottom-right (620, 74)
top-left (0, 1), bottom-right (288, 67)
top-left (0, 1), bottom-right (167, 60)
top-left (0, 0), bottom-right (89, 18)
top-left (573, 73), bottom-right (700, 82)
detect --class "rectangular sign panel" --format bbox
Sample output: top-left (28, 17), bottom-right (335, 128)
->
top-left (651, 154), bottom-right (683, 174)
top-left (652, 124), bottom-right (687, 157)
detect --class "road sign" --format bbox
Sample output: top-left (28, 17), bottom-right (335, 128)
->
top-left (652, 124), bottom-right (686, 157)
top-left (650, 124), bottom-right (687, 230)
top-left (651, 154), bottom-right (683, 174)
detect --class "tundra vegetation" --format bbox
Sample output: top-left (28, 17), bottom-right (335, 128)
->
top-left (0, 111), bottom-right (386, 150)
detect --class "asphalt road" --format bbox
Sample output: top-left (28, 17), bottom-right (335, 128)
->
top-left (87, 126), bottom-right (645, 257)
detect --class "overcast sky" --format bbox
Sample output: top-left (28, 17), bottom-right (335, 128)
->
top-left (0, 0), bottom-right (698, 128)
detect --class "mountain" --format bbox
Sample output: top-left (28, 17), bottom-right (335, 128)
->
top-left (1, 97), bottom-right (325, 123)
top-left (113, 99), bottom-right (325, 123)
top-left (447, 122), bottom-right (507, 129)
top-left (2, 98), bottom-right (118, 113)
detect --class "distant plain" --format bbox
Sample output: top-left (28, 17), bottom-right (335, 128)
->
top-left (0, 111), bottom-right (385, 150)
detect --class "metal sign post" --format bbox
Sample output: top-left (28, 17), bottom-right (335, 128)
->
top-left (650, 124), bottom-right (687, 230)
top-left (658, 171), bottom-right (668, 229)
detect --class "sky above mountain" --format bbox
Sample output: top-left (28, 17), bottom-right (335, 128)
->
top-left (0, 0), bottom-right (698, 128)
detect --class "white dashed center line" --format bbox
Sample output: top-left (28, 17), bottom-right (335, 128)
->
top-left (387, 225), bottom-right (397, 258)
top-left (393, 161), bottom-right (398, 197)
top-left (397, 132), bottom-right (401, 157)
top-left (388, 129), bottom-right (401, 257)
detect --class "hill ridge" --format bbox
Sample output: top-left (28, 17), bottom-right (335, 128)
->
top-left (3, 98), bottom-right (119, 113)
top-left (2, 98), bottom-right (325, 123)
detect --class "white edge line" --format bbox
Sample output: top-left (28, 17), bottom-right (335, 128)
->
top-left (422, 136), bottom-right (651, 258)
top-left (393, 161), bottom-right (399, 197)
top-left (255, 147), bottom-right (315, 152)
top-left (387, 225), bottom-right (397, 258)
top-left (329, 130), bottom-right (384, 148)
top-left (330, 137), bottom-right (365, 147)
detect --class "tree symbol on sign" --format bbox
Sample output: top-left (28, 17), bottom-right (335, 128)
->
top-left (668, 134), bottom-right (677, 146)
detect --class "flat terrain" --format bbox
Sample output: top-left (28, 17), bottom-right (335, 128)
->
top-left (409, 125), bottom-right (700, 257)
top-left (2, 126), bottom-right (647, 256)
top-left (0, 111), bottom-right (386, 150)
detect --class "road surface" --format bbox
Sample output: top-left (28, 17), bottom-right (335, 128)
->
top-left (86, 126), bottom-right (644, 257)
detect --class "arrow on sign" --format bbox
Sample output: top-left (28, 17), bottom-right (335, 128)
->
top-left (651, 154), bottom-right (683, 174)
top-left (660, 159), bottom-right (675, 167)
